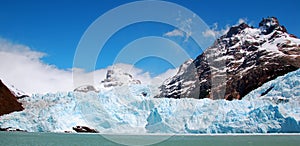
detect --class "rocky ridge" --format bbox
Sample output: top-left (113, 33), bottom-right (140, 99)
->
top-left (100, 69), bottom-right (141, 88)
top-left (74, 68), bottom-right (141, 92)
top-left (0, 80), bottom-right (24, 116)
top-left (158, 17), bottom-right (300, 100)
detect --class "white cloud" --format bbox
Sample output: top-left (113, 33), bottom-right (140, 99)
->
top-left (238, 18), bottom-right (248, 25)
top-left (0, 38), bottom-right (175, 95)
top-left (202, 23), bottom-right (230, 38)
top-left (163, 15), bottom-right (193, 42)
top-left (152, 68), bottom-right (178, 85)
top-left (0, 38), bottom-right (73, 94)
top-left (163, 29), bottom-right (184, 37)
top-left (202, 18), bottom-right (249, 38)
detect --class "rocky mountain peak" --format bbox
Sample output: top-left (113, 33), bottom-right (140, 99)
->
top-left (259, 17), bottom-right (279, 27)
top-left (226, 22), bottom-right (250, 37)
top-left (100, 68), bottom-right (141, 88)
top-left (74, 68), bottom-right (142, 92)
top-left (258, 17), bottom-right (286, 35)
top-left (157, 17), bottom-right (300, 100)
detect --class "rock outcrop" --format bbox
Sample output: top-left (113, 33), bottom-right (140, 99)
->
top-left (0, 127), bottom-right (27, 132)
top-left (72, 126), bottom-right (98, 133)
top-left (0, 80), bottom-right (24, 116)
top-left (100, 69), bottom-right (141, 88)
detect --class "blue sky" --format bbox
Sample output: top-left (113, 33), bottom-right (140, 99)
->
top-left (0, 0), bottom-right (299, 76)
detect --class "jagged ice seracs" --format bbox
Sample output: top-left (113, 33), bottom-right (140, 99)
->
top-left (1, 69), bottom-right (300, 133)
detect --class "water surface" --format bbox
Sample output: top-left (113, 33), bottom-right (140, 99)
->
top-left (1, 132), bottom-right (300, 146)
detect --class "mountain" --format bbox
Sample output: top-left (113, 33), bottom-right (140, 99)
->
top-left (100, 69), bottom-right (141, 88)
top-left (158, 17), bottom-right (300, 100)
top-left (1, 17), bottom-right (300, 134)
top-left (73, 68), bottom-right (141, 93)
top-left (0, 80), bottom-right (24, 116)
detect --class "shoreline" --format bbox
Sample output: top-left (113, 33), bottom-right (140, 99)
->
top-left (2, 131), bottom-right (300, 136)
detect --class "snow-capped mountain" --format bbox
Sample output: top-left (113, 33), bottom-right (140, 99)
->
top-left (1, 17), bottom-right (300, 134)
top-left (100, 69), bottom-right (141, 88)
top-left (73, 68), bottom-right (141, 93)
top-left (158, 17), bottom-right (300, 100)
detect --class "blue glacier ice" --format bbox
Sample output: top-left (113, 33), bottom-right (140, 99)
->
top-left (0, 69), bottom-right (300, 133)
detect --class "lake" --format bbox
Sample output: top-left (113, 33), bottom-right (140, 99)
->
top-left (1, 132), bottom-right (300, 146)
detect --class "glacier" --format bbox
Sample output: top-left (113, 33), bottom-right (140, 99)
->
top-left (1, 69), bottom-right (300, 133)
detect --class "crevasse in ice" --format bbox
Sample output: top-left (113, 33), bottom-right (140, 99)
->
top-left (0, 69), bottom-right (300, 133)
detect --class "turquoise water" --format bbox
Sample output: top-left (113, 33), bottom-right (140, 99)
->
top-left (1, 132), bottom-right (300, 146)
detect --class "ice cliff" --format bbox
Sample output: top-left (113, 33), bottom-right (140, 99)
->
top-left (0, 69), bottom-right (300, 133)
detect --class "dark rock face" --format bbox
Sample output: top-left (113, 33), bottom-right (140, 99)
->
top-left (72, 126), bottom-right (98, 133)
top-left (0, 80), bottom-right (24, 116)
top-left (258, 17), bottom-right (288, 35)
top-left (0, 127), bottom-right (27, 132)
top-left (158, 17), bottom-right (300, 100)
top-left (226, 23), bottom-right (250, 37)
top-left (16, 95), bottom-right (29, 99)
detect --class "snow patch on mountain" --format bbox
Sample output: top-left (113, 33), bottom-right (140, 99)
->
top-left (158, 17), bottom-right (300, 100)
top-left (7, 85), bottom-right (28, 98)
top-left (100, 69), bottom-right (141, 88)
top-left (1, 17), bottom-right (300, 134)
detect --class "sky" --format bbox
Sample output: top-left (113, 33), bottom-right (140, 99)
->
top-left (0, 0), bottom-right (299, 94)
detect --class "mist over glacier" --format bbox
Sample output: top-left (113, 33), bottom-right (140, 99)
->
top-left (1, 69), bottom-right (300, 133)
